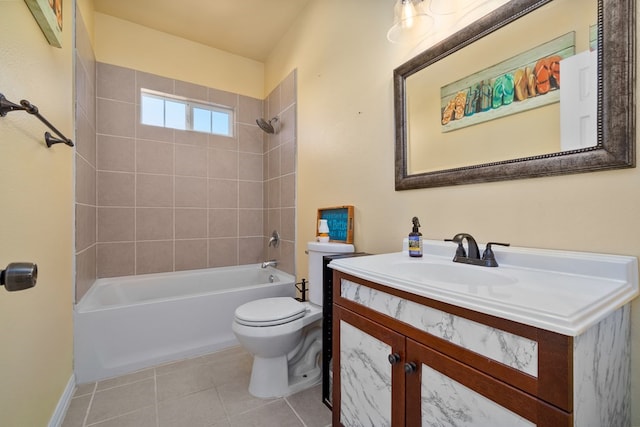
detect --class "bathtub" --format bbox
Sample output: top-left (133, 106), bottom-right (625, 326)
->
top-left (74, 264), bottom-right (296, 383)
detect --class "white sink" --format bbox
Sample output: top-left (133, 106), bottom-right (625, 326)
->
top-left (329, 240), bottom-right (638, 335)
top-left (391, 260), bottom-right (518, 287)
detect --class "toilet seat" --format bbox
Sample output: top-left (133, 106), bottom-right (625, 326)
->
top-left (235, 297), bottom-right (307, 327)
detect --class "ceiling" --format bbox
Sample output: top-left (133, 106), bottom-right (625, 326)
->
top-left (93, 0), bottom-right (311, 62)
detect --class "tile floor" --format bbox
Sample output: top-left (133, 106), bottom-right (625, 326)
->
top-left (61, 346), bottom-right (332, 427)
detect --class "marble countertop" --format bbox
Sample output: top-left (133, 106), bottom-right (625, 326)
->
top-left (329, 240), bottom-right (638, 336)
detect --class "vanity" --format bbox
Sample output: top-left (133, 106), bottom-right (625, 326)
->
top-left (329, 240), bottom-right (638, 426)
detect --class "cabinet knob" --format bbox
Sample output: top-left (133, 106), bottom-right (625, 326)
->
top-left (404, 362), bottom-right (417, 374)
top-left (388, 353), bottom-right (401, 365)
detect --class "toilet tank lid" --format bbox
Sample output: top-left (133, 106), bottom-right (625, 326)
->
top-left (307, 242), bottom-right (355, 253)
top-left (235, 297), bottom-right (305, 323)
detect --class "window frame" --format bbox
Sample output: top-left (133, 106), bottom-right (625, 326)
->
top-left (140, 88), bottom-right (234, 137)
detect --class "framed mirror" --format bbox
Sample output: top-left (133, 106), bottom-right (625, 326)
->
top-left (394, 0), bottom-right (635, 190)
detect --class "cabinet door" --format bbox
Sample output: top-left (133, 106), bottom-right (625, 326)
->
top-left (333, 305), bottom-right (405, 427)
top-left (405, 339), bottom-right (571, 427)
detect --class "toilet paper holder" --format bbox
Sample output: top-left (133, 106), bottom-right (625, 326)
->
top-left (1, 262), bottom-right (38, 292)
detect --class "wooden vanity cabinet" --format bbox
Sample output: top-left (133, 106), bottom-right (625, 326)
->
top-left (332, 271), bottom-right (573, 427)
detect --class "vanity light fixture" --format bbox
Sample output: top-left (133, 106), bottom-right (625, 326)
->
top-left (387, 0), bottom-right (433, 44)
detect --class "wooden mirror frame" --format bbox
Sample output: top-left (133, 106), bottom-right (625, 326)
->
top-left (394, 0), bottom-right (635, 190)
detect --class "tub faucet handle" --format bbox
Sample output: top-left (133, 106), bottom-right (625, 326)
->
top-left (268, 230), bottom-right (280, 248)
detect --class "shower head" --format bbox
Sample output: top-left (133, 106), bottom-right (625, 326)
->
top-left (256, 116), bottom-right (279, 134)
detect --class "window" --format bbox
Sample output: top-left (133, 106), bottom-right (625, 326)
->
top-left (140, 89), bottom-right (233, 137)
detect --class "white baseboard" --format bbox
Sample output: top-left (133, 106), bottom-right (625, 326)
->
top-left (48, 374), bottom-right (76, 427)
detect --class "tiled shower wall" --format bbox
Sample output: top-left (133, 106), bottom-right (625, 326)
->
top-left (74, 5), bottom-right (97, 302)
top-left (74, 8), bottom-right (297, 301)
top-left (263, 71), bottom-right (297, 275)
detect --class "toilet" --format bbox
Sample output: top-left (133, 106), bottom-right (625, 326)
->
top-left (232, 241), bottom-right (354, 398)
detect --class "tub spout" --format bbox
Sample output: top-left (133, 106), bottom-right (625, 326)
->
top-left (261, 260), bottom-right (278, 268)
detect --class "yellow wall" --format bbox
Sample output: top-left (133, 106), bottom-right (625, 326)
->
top-left (94, 12), bottom-right (265, 99)
top-left (77, 0), bottom-right (95, 45)
top-left (0, 1), bottom-right (74, 425)
top-left (266, 0), bottom-right (640, 422)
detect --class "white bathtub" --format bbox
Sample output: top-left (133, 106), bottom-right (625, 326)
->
top-left (74, 264), bottom-right (295, 383)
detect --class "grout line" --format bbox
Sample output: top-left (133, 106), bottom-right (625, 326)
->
top-left (81, 382), bottom-right (97, 427)
top-left (284, 396), bottom-right (308, 427)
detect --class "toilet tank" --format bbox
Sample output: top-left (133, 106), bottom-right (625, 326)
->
top-left (307, 242), bottom-right (354, 306)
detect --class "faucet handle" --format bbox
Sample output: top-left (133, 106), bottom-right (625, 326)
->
top-left (482, 242), bottom-right (510, 266)
top-left (445, 239), bottom-right (467, 258)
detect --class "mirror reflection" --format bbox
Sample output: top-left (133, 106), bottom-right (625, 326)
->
top-left (406, 0), bottom-right (596, 174)
top-left (394, 0), bottom-right (634, 190)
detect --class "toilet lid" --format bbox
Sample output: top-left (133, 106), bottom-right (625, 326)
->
top-left (235, 297), bottom-right (307, 326)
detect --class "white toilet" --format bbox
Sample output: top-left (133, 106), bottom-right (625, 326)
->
top-left (232, 241), bottom-right (354, 398)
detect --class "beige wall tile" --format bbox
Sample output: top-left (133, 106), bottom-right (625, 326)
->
top-left (175, 176), bottom-right (207, 207)
top-left (97, 63), bottom-right (135, 103)
top-left (98, 207), bottom-right (134, 242)
top-left (266, 209), bottom-right (281, 239)
top-left (209, 88), bottom-right (238, 108)
top-left (208, 148), bottom-right (238, 180)
top-left (97, 242), bottom-right (135, 278)
top-left (136, 122), bottom-right (175, 143)
top-left (238, 237), bottom-right (264, 265)
top-left (76, 204), bottom-right (96, 252)
top-left (267, 146), bottom-right (281, 180)
top-left (209, 133), bottom-right (237, 151)
top-left (238, 95), bottom-right (263, 126)
top-left (98, 171), bottom-right (135, 207)
top-left (176, 144), bottom-right (207, 177)
top-left (239, 209), bottom-right (263, 237)
top-left (266, 178), bottom-right (280, 209)
top-left (175, 208), bottom-right (207, 239)
top-left (76, 112), bottom-right (96, 168)
top-left (75, 246), bottom-right (96, 303)
top-left (136, 208), bottom-right (173, 241)
top-left (175, 239), bottom-right (208, 271)
top-left (281, 174), bottom-right (295, 208)
top-left (135, 71), bottom-right (173, 95)
top-left (267, 86), bottom-right (281, 121)
top-left (239, 152), bottom-right (263, 181)
top-left (175, 80), bottom-right (207, 101)
top-left (136, 241), bottom-right (173, 274)
top-left (279, 106), bottom-right (296, 144)
top-left (76, 155), bottom-right (96, 205)
top-left (281, 140), bottom-right (295, 176)
top-left (136, 174), bottom-right (173, 207)
top-left (239, 181), bottom-right (263, 209)
top-left (136, 140), bottom-right (174, 175)
top-left (175, 130), bottom-right (208, 147)
top-left (209, 209), bottom-right (238, 238)
top-left (208, 238), bottom-right (238, 267)
top-left (238, 124), bottom-right (263, 154)
top-left (208, 179), bottom-right (238, 209)
top-left (280, 208), bottom-right (295, 241)
top-left (97, 98), bottom-right (135, 138)
top-left (97, 135), bottom-right (135, 172)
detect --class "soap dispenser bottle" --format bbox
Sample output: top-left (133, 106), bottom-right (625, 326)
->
top-left (408, 217), bottom-right (423, 257)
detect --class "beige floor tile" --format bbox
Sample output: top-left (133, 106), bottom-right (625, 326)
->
top-left (209, 352), bottom-right (253, 386)
top-left (228, 400), bottom-right (304, 427)
top-left (73, 382), bottom-right (96, 398)
top-left (61, 395), bottom-right (91, 427)
top-left (156, 363), bottom-right (217, 402)
top-left (285, 384), bottom-right (332, 427)
top-left (158, 387), bottom-right (227, 427)
top-left (216, 381), bottom-right (275, 417)
top-left (86, 378), bottom-right (156, 424)
top-left (155, 353), bottom-right (211, 376)
top-left (89, 405), bottom-right (157, 427)
top-left (96, 368), bottom-right (154, 391)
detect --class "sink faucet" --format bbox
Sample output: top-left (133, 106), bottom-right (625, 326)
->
top-left (261, 260), bottom-right (278, 269)
top-left (446, 233), bottom-right (480, 260)
top-left (445, 233), bottom-right (510, 267)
